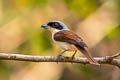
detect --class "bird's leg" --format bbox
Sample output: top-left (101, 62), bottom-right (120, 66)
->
top-left (57, 49), bottom-right (69, 57)
top-left (71, 50), bottom-right (77, 59)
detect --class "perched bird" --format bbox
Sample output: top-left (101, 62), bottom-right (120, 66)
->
top-left (41, 20), bottom-right (100, 65)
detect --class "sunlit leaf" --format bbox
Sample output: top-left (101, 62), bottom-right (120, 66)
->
top-left (106, 25), bottom-right (120, 39)
top-left (65, 0), bottom-right (100, 17)
top-left (25, 26), bottom-right (52, 54)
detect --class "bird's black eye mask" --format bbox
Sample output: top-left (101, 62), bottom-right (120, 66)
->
top-left (47, 22), bottom-right (63, 30)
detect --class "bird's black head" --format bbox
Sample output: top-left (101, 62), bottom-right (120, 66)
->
top-left (47, 22), bottom-right (63, 30)
top-left (41, 20), bottom-right (69, 30)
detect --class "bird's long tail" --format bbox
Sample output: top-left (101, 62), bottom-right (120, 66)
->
top-left (75, 45), bottom-right (100, 65)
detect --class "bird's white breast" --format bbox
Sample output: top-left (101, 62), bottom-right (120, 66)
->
top-left (54, 41), bottom-right (71, 50)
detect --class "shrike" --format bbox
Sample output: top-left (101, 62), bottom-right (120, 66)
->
top-left (41, 20), bottom-right (99, 65)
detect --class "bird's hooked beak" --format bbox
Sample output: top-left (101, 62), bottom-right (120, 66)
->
top-left (41, 24), bottom-right (50, 29)
top-left (41, 24), bottom-right (54, 33)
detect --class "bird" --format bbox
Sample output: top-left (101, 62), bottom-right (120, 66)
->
top-left (41, 20), bottom-right (100, 65)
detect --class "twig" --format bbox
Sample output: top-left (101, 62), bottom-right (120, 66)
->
top-left (0, 53), bottom-right (120, 68)
top-left (111, 52), bottom-right (120, 58)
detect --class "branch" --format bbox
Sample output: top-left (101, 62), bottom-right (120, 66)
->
top-left (0, 53), bottom-right (120, 68)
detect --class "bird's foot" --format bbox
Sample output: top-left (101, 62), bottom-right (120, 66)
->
top-left (56, 49), bottom-right (69, 64)
top-left (57, 54), bottom-right (62, 58)
top-left (57, 55), bottom-right (64, 64)
top-left (57, 54), bottom-right (65, 59)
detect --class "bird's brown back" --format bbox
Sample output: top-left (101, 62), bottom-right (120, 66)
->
top-left (54, 30), bottom-right (88, 48)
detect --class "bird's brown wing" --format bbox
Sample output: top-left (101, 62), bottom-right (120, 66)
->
top-left (54, 30), bottom-right (88, 48)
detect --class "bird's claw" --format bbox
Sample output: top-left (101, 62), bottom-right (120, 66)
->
top-left (57, 54), bottom-right (62, 58)
top-left (57, 55), bottom-right (64, 64)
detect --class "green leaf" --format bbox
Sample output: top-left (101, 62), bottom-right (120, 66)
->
top-left (65, 0), bottom-right (100, 17)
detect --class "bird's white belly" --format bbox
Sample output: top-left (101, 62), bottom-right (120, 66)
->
top-left (55, 41), bottom-right (71, 50)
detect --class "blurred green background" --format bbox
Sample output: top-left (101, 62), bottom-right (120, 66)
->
top-left (0, 0), bottom-right (120, 80)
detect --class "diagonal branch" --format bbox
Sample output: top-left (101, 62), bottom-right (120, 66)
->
top-left (111, 52), bottom-right (120, 58)
top-left (0, 53), bottom-right (120, 68)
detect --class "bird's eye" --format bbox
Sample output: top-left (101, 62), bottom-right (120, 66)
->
top-left (53, 23), bottom-right (59, 27)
